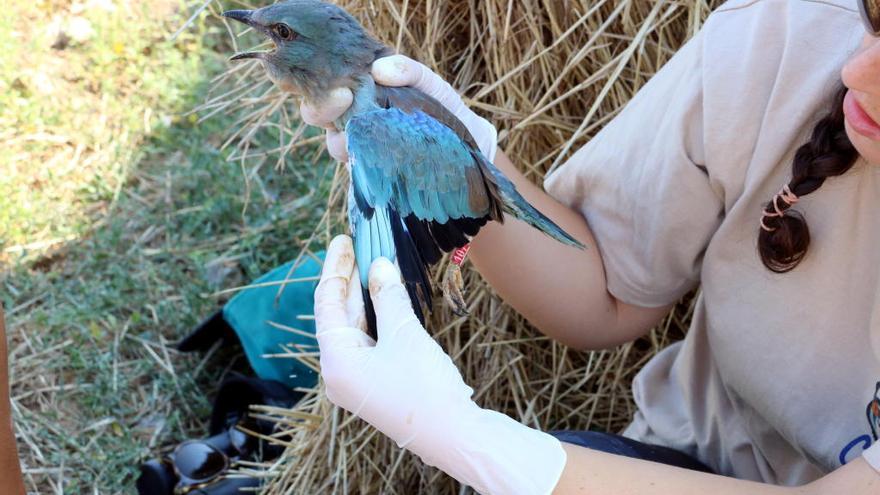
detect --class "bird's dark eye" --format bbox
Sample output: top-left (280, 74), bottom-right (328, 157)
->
top-left (272, 23), bottom-right (296, 41)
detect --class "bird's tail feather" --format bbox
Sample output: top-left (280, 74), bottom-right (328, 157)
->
top-left (352, 206), bottom-right (395, 340)
top-left (352, 206), bottom-right (431, 340)
top-left (362, 286), bottom-right (377, 341)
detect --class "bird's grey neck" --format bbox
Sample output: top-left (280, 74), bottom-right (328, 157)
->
top-left (335, 75), bottom-right (380, 130)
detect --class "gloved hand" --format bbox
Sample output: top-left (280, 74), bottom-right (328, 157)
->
top-left (300, 54), bottom-right (498, 163)
top-left (314, 235), bottom-right (566, 495)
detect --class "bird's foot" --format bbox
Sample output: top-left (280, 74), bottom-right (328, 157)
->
top-left (442, 263), bottom-right (469, 316)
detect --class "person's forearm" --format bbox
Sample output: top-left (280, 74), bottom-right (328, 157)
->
top-left (0, 308), bottom-right (25, 495)
top-left (554, 443), bottom-right (877, 495)
top-left (468, 150), bottom-right (669, 349)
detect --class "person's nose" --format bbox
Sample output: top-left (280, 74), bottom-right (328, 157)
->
top-left (842, 35), bottom-right (880, 115)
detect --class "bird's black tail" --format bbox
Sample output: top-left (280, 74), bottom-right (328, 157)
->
top-left (363, 286), bottom-right (378, 341)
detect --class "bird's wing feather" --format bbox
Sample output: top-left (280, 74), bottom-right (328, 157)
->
top-left (376, 85), bottom-right (480, 150)
top-left (347, 107), bottom-right (492, 223)
top-left (376, 85), bottom-right (505, 221)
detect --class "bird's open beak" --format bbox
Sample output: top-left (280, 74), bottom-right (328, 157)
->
top-left (222, 9), bottom-right (255, 26)
top-left (230, 51), bottom-right (264, 61)
top-left (223, 10), bottom-right (266, 61)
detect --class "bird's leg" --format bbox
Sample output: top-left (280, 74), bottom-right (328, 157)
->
top-left (442, 243), bottom-right (471, 316)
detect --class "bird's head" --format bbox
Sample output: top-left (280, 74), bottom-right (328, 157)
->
top-left (224, 0), bottom-right (388, 100)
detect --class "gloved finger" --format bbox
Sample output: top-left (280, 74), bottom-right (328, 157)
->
top-left (372, 54), bottom-right (428, 88)
top-left (317, 326), bottom-right (373, 410)
top-left (316, 326), bottom-right (374, 354)
top-left (315, 235), bottom-right (355, 335)
top-left (326, 129), bottom-right (349, 162)
top-left (368, 257), bottom-right (420, 342)
top-left (300, 87), bottom-right (353, 129)
top-left (372, 55), bottom-right (460, 109)
top-left (346, 261), bottom-right (369, 335)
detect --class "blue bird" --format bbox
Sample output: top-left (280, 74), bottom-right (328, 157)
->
top-left (224, 1), bottom-right (584, 338)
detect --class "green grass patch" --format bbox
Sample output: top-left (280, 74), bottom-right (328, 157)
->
top-left (2, 0), bottom-right (332, 492)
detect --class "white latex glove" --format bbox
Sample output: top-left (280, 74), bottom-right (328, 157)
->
top-left (314, 235), bottom-right (566, 495)
top-left (300, 54), bottom-right (498, 163)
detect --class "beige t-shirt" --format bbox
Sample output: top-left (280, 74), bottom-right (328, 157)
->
top-left (544, 0), bottom-right (880, 486)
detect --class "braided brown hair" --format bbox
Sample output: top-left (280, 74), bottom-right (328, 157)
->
top-left (758, 84), bottom-right (860, 273)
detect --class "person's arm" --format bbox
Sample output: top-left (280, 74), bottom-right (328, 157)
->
top-left (300, 55), bottom-right (670, 350)
top-left (469, 149), bottom-right (670, 349)
top-left (0, 308), bottom-right (26, 495)
top-left (555, 442), bottom-right (878, 495)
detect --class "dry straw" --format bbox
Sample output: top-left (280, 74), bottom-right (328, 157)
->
top-left (208, 0), bottom-right (723, 492)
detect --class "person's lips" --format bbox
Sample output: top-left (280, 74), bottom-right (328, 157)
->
top-left (843, 90), bottom-right (880, 141)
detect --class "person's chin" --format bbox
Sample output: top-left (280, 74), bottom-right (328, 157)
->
top-left (845, 119), bottom-right (880, 166)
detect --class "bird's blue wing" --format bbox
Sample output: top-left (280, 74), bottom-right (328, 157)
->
top-left (373, 86), bottom-right (584, 250)
top-left (347, 108), bottom-right (497, 338)
top-left (347, 107), bottom-right (493, 224)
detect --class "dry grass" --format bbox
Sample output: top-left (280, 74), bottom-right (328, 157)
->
top-left (209, 0), bottom-right (725, 492)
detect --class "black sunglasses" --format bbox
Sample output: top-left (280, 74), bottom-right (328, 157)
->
top-left (164, 426), bottom-right (251, 494)
top-left (861, 0), bottom-right (880, 35)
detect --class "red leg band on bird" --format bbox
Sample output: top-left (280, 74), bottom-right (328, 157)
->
top-left (451, 244), bottom-right (470, 266)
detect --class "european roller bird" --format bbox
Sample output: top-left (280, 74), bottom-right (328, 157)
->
top-left (223, 1), bottom-right (584, 338)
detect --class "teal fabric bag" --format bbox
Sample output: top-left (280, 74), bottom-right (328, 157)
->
top-left (178, 252), bottom-right (324, 389)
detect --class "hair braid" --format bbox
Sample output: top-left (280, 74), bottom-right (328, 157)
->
top-left (758, 84), bottom-right (859, 273)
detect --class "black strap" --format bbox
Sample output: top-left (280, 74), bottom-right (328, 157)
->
top-left (209, 372), bottom-right (301, 435)
top-left (177, 310), bottom-right (238, 352)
